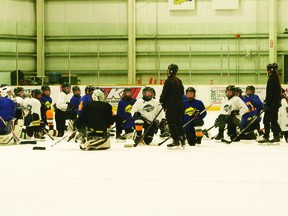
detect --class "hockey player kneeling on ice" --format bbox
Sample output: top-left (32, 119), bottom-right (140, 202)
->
top-left (0, 86), bottom-right (17, 144)
top-left (235, 87), bottom-right (262, 140)
top-left (75, 89), bottom-right (112, 151)
top-left (278, 88), bottom-right (288, 143)
top-left (116, 88), bottom-right (137, 140)
top-left (183, 87), bottom-right (207, 146)
top-left (131, 87), bottom-right (164, 145)
top-left (214, 85), bottom-right (248, 142)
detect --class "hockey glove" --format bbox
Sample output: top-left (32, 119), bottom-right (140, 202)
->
top-left (66, 102), bottom-right (74, 112)
top-left (133, 112), bottom-right (142, 118)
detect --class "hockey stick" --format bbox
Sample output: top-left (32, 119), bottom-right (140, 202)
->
top-left (221, 110), bottom-right (264, 144)
top-left (40, 128), bottom-right (54, 141)
top-left (202, 125), bottom-right (215, 138)
top-left (156, 104), bottom-right (212, 146)
top-left (32, 133), bottom-right (70, 150)
top-left (124, 107), bottom-right (164, 148)
top-left (0, 116), bottom-right (37, 145)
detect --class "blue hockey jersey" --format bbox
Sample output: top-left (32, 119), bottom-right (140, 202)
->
top-left (117, 98), bottom-right (136, 129)
top-left (0, 97), bottom-right (16, 128)
top-left (183, 99), bottom-right (206, 131)
top-left (70, 95), bottom-right (81, 110)
top-left (77, 94), bottom-right (92, 115)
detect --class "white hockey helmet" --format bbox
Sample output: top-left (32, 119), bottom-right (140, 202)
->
top-left (0, 86), bottom-right (11, 98)
top-left (92, 89), bottom-right (104, 102)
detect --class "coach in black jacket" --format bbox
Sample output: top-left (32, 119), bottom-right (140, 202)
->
top-left (160, 64), bottom-right (185, 147)
top-left (259, 63), bottom-right (282, 143)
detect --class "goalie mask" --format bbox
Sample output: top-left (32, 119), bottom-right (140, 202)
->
top-left (92, 89), bottom-right (105, 102)
top-left (0, 86), bottom-right (11, 98)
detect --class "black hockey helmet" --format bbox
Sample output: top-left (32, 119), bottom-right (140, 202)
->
top-left (186, 87), bottom-right (196, 93)
top-left (168, 64), bottom-right (178, 75)
top-left (14, 87), bottom-right (25, 96)
top-left (267, 63), bottom-right (278, 72)
top-left (62, 82), bottom-right (71, 88)
top-left (41, 84), bottom-right (50, 92)
top-left (142, 87), bottom-right (153, 101)
top-left (31, 89), bottom-right (41, 98)
top-left (72, 85), bottom-right (80, 92)
top-left (235, 87), bottom-right (243, 95)
top-left (124, 87), bottom-right (132, 94)
top-left (226, 85), bottom-right (235, 92)
top-left (85, 85), bottom-right (95, 94)
top-left (246, 85), bottom-right (255, 93)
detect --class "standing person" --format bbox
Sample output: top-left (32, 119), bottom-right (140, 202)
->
top-left (160, 64), bottom-right (185, 148)
top-left (258, 63), bottom-right (282, 143)
top-left (183, 87), bottom-right (207, 146)
top-left (77, 85), bottom-right (95, 115)
top-left (70, 85), bottom-right (81, 113)
top-left (55, 82), bottom-right (74, 137)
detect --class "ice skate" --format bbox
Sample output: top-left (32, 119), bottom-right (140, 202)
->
top-left (258, 137), bottom-right (269, 145)
top-left (268, 137), bottom-right (280, 145)
top-left (116, 134), bottom-right (126, 140)
top-left (167, 140), bottom-right (182, 150)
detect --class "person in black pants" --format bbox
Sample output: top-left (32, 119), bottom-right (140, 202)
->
top-left (258, 63), bottom-right (282, 143)
top-left (160, 64), bottom-right (185, 148)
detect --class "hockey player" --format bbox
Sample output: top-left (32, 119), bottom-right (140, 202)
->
top-left (75, 89), bottom-right (112, 150)
top-left (21, 89), bottom-right (43, 139)
top-left (14, 87), bottom-right (25, 106)
top-left (160, 64), bottom-right (185, 148)
top-left (278, 88), bottom-right (288, 143)
top-left (70, 85), bottom-right (81, 112)
top-left (183, 87), bottom-right (207, 146)
top-left (131, 87), bottom-right (164, 145)
top-left (40, 85), bottom-right (52, 126)
top-left (258, 63), bottom-right (282, 143)
top-left (55, 82), bottom-right (75, 137)
top-left (214, 85), bottom-right (248, 141)
top-left (116, 88), bottom-right (136, 139)
top-left (234, 87), bottom-right (260, 140)
top-left (0, 87), bottom-right (16, 142)
top-left (77, 85), bottom-right (95, 115)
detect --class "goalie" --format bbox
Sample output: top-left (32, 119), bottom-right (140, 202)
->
top-left (75, 89), bottom-right (112, 151)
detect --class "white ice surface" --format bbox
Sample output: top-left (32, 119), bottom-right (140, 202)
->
top-left (0, 111), bottom-right (288, 216)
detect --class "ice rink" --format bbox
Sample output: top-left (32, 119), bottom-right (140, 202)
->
top-left (0, 111), bottom-right (288, 216)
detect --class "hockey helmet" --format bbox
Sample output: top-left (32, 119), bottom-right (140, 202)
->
top-left (124, 88), bottom-right (132, 94)
top-left (41, 85), bottom-right (51, 92)
top-left (14, 87), bottom-right (25, 96)
top-left (62, 82), bottom-right (71, 88)
top-left (92, 89), bottom-right (105, 102)
top-left (246, 85), bottom-right (255, 94)
top-left (0, 86), bottom-right (11, 98)
top-left (267, 63), bottom-right (278, 72)
top-left (72, 85), bottom-right (81, 92)
top-left (186, 87), bottom-right (196, 93)
top-left (31, 89), bottom-right (41, 98)
top-left (142, 87), bottom-right (153, 101)
top-left (85, 86), bottom-right (95, 94)
top-left (226, 85), bottom-right (235, 92)
top-left (235, 87), bottom-right (243, 95)
top-left (168, 64), bottom-right (178, 75)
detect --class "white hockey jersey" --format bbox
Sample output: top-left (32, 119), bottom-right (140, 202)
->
top-left (278, 98), bottom-right (288, 132)
top-left (220, 96), bottom-right (248, 120)
top-left (131, 98), bottom-right (164, 123)
top-left (15, 96), bottom-right (24, 106)
top-left (23, 97), bottom-right (42, 120)
top-left (56, 92), bottom-right (71, 111)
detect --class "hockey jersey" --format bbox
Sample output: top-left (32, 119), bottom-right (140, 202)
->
top-left (278, 97), bottom-right (288, 132)
top-left (131, 98), bottom-right (164, 123)
top-left (40, 95), bottom-right (52, 110)
top-left (239, 95), bottom-right (260, 127)
top-left (0, 97), bottom-right (16, 128)
top-left (183, 99), bottom-right (206, 130)
top-left (70, 95), bottom-right (81, 111)
top-left (220, 96), bottom-right (248, 120)
top-left (23, 97), bottom-right (42, 120)
top-left (77, 94), bottom-right (92, 115)
top-left (117, 98), bottom-right (136, 130)
top-left (56, 92), bottom-right (71, 111)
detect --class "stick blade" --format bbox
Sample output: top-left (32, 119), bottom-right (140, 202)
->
top-left (33, 146), bottom-right (46, 150)
top-left (124, 143), bottom-right (135, 148)
top-left (221, 138), bottom-right (232, 144)
top-left (20, 141), bottom-right (37, 145)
